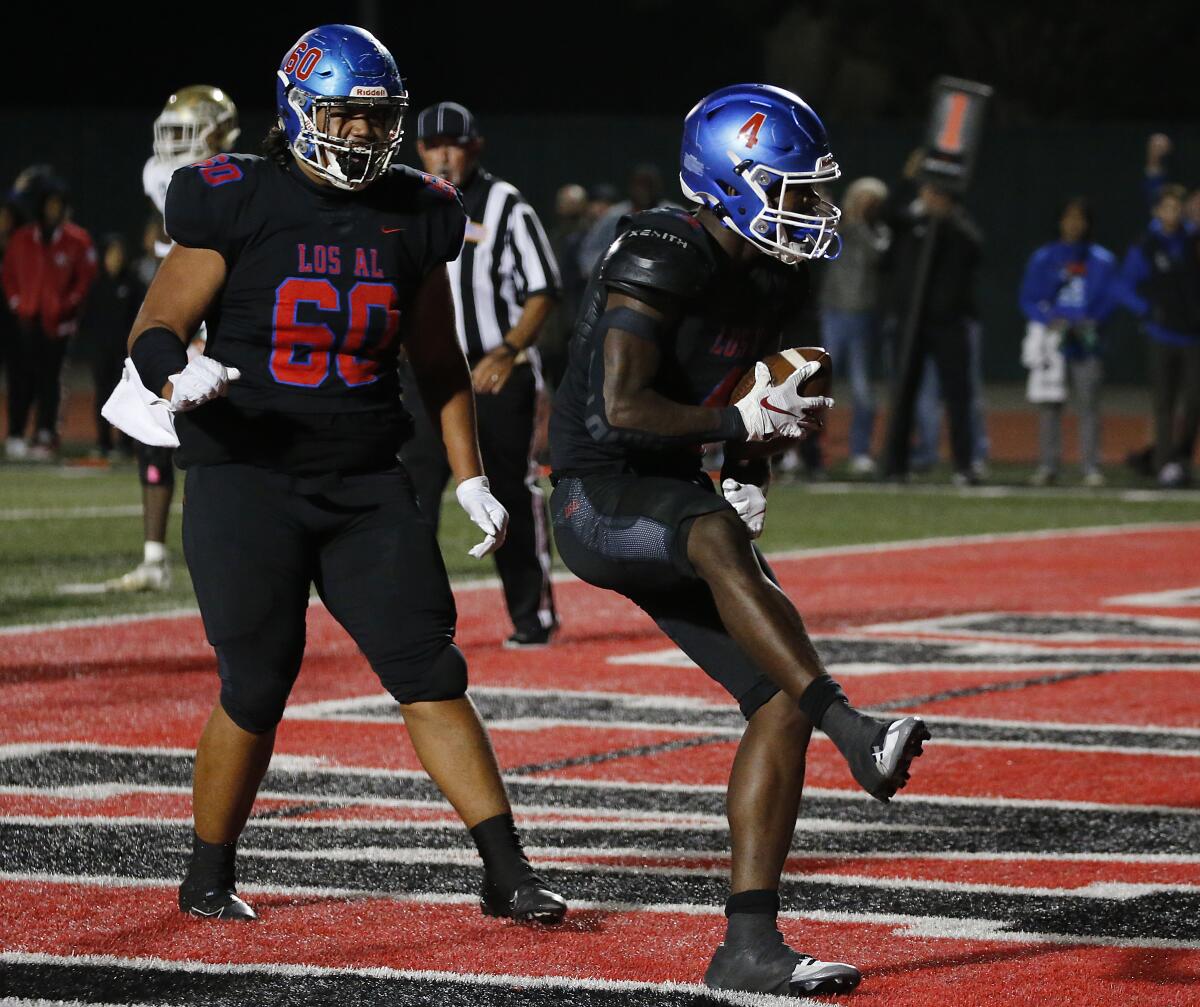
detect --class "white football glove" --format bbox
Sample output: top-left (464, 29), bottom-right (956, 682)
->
top-left (456, 475), bottom-right (509, 559)
top-left (167, 356), bottom-right (241, 412)
top-left (733, 360), bottom-right (833, 442)
top-left (722, 478), bottom-right (767, 539)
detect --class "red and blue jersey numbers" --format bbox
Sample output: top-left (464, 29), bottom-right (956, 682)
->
top-left (283, 41), bottom-right (323, 81)
top-left (270, 276), bottom-right (399, 390)
top-left (192, 154), bottom-right (244, 188)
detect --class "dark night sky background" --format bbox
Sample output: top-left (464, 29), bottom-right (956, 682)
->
top-left (5, 0), bottom-right (1198, 384)
top-left (8, 1), bottom-right (1200, 121)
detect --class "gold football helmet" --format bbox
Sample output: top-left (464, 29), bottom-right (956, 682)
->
top-left (153, 85), bottom-right (240, 164)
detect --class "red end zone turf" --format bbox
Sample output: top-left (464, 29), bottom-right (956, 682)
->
top-left (1, 524), bottom-right (1198, 1006)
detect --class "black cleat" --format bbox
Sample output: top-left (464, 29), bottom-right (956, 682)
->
top-left (480, 873), bottom-right (567, 924)
top-left (853, 716), bottom-right (931, 803)
top-left (503, 625), bottom-right (557, 649)
top-left (179, 880), bottom-right (257, 921)
top-left (705, 930), bottom-right (862, 997)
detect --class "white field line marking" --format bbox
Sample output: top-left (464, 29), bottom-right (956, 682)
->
top-left (6, 814), bottom-right (1199, 865)
top-left (857, 609), bottom-right (1200, 642)
top-left (291, 712), bottom-right (1200, 758)
top-left (4, 520), bottom-right (1199, 637)
top-left (0, 504), bottom-right (179, 522)
top-left (0, 800), bottom-right (931, 835)
top-left (4, 741), bottom-right (1200, 816)
top-left (1108, 585), bottom-right (1200, 608)
top-left (0, 949), bottom-right (812, 1007)
top-left (230, 844), bottom-right (1200, 901)
top-left (608, 648), bottom-right (1200, 673)
top-left (290, 687), bottom-right (1200, 737)
top-left (798, 481), bottom-right (1200, 503)
top-left (11, 821), bottom-right (1190, 866)
top-left (3, 887), bottom-right (1200, 954)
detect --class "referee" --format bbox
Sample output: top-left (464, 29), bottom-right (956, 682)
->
top-left (405, 101), bottom-right (561, 647)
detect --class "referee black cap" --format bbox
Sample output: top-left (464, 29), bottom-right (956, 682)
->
top-left (416, 102), bottom-right (480, 143)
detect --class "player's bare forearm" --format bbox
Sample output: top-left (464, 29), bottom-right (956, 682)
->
top-left (601, 327), bottom-right (728, 440)
top-left (128, 244), bottom-right (225, 352)
top-left (504, 292), bottom-right (555, 351)
top-left (126, 243), bottom-right (226, 398)
top-left (405, 264), bottom-right (485, 480)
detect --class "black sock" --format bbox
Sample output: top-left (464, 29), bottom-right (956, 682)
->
top-left (470, 812), bottom-right (534, 892)
top-left (724, 889), bottom-right (780, 944)
top-left (185, 833), bottom-right (237, 889)
top-left (799, 676), bottom-right (882, 760)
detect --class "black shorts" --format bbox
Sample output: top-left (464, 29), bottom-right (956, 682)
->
top-left (550, 471), bottom-right (779, 718)
top-left (182, 463), bottom-right (463, 731)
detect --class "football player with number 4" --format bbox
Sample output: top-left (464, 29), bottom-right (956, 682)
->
top-left (115, 24), bottom-right (566, 925)
top-left (548, 84), bottom-right (931, 997)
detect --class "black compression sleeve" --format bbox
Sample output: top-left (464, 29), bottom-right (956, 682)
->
top-left (130, 327), bottom-right (189, 396)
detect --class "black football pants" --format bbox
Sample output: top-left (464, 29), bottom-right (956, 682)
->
top-left (550, 471), bottom-right (780, 720)
top-left (402, 362), bottom-right (556, 637)
top-left (1149, 339), bottom-right (1200, 471)
top-left (7, 321), bottom-right (67, 441)
top-left (182, 463), bottom-right (466, 734)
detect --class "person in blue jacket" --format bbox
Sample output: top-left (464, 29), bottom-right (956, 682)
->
top-left (1117, 184), bottom-right (1200, 487)
top-left (1019, 197), bottom-right (1118, 486)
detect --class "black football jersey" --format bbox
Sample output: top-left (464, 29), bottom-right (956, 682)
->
top-left (163, 152), bottom-right (465, 473)
top-left (549, 208), bottom-right (808, 476)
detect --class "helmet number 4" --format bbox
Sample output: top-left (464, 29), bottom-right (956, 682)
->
top-left (737, 113), bottom-right (767, 150)
top-left (269, 278), bottom-right (399, 389)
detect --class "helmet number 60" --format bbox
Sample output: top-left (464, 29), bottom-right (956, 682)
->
top-left (283, 42), bottom-right (323, 81)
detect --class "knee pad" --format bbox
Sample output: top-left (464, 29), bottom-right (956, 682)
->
top-left (137, 444), bottom-right (175, 489)
top-left (382, 642), bottom-right (468, 704)
top-left (214, 637), bottom-right (305, 735)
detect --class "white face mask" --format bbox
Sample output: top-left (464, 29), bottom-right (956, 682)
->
top-left (286, 88), bottom-right (407, 191)
top-left (738, 156), bottom-right (843, 264)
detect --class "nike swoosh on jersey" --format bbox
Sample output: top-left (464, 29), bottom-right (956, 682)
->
top-left (380, 226), bottom-right (405, 234)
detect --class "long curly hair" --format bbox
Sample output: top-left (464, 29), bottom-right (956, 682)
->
top-left (262, 125), bottom-right (291, 167)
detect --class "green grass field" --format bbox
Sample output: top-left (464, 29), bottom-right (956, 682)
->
top-left (2, 460), bottom-right (1196, 630)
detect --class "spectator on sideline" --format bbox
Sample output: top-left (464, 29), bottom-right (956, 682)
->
top-left (1019, 197), bottom-right (1118, 486)
top-left (1117, 184), bottom-right (1200, 487)
top-left (1, 174), bottom-right (96, 460)
top-left (543, 183), bottom-right (591, 390)
top-left (577, 164), bottom-right (673, 275)
top-left (818, 176), bottom-right (890, 474)
top-left (82, 234), bottom-right (144, 458)
top-left (880, 180), bottom-right (983, 484)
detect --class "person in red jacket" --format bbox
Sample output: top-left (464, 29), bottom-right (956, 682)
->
top-left (1, 177), bottom-right (97, 459)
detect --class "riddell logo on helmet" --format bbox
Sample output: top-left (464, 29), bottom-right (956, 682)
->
top-left (350, 86), bottom-right (389, 97)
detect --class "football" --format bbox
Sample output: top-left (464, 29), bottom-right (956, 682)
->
top-left (727, 346), bottom-right (833, 457)
top-left (730, 346), bottom-right (832, 405)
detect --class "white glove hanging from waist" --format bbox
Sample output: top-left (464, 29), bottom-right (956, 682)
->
top-left (456, 476), bottom-right (509, 559)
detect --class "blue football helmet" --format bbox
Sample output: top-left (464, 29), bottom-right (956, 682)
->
top-left (276, 24), bottom-right (408, 190)
top-left (680, 84), bottom-right (841, 264)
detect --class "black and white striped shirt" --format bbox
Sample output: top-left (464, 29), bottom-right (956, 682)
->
top-left (450, 168), bottom-right (561, 361)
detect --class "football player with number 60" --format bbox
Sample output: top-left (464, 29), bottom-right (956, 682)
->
top-left (113, 24), bottom-right (566, 925)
